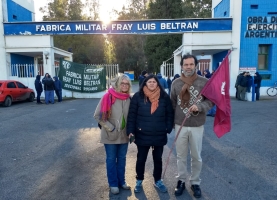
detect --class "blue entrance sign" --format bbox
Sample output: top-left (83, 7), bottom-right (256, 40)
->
top-left (4, 18), bottom-right (232, 35)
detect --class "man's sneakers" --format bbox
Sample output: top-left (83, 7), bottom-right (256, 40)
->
top-left (154, 179), bottom-right (168, 193)
top-left (175, 180), bottom-right (185, 196)
top-left (191, 184), bottom-right (202, 198)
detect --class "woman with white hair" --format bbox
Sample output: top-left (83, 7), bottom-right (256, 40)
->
top-left (94, 74), bottom-right (132, 194)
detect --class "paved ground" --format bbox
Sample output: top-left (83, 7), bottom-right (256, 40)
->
top-left (0, 84), bottom-right (277, 200)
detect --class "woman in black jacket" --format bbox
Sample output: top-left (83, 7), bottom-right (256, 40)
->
top-left (127, 74), bottom-right (174, 193)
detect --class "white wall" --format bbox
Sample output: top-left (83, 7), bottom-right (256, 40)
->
top-left (173, 55), bottom-right (181, 76)
top-left (0, 0), bottom-right (8, 80)
top-left (229, 0), bottom-right (242, 97)
top-left (5, 35), bottom-right (52, 48)
top-left (13, 0), bottom-right (34, 13)
top-left (182, 32), bottom-right (232, 46)
top-left (212, 0), bottom-right (222, 9)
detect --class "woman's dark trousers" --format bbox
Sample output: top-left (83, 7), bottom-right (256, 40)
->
top-left (136, 145), bottom-right (164, 182)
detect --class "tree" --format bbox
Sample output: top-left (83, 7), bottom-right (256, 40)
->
top-left (111, 0), bottom-right (149, 77)
top-left (68, 0), bottom-right (83, 20)
top-left (40, 0), bottom-right (106, 64)
top-left (83, 0), bottom-right (100, 20)
top-left (144, 0), bottom-right (212, 73)
top-left (104, 36), bottom-right (117, 64)
top-left (40, 0), bottom-right (69, 21)
top-left (182, 0), bottom-right (212, 18)
top-left (144, 0), bottom-right (183, 73)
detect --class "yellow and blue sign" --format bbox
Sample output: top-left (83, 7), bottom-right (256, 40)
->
top-left (124, 71), bottom-right (135, 81)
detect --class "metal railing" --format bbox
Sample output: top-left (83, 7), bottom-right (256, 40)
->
top-left (161, 62), bottom-right (174, 77)
top-left (10, 64), bottom-right (46, 77)
top-left (198, 62), bottom-right (210, 75)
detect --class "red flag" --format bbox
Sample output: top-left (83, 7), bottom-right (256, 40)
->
top-left (201, 51), bottom-right (231, 138)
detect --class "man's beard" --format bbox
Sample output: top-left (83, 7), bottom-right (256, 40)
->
top-left (183, 68), bottom-right (196, 77)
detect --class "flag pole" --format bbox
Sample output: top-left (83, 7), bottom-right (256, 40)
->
top-left (162, 95), bottom-right (202, 179)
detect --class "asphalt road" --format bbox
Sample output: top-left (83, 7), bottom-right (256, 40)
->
top-left (0, 86), bottom-right (277, 200)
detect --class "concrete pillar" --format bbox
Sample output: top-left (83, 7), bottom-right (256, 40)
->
top-left (174, 55), bottom-right (181, 76)
top-left (160, 62), bottom-right (165, 76)
top-left (229, 0), bottom-right (242, 97)
top-left (43, 49), bottom-right (55, 77)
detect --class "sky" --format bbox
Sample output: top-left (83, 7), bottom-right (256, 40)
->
top-left (34, 0), bottom-right (126, 22)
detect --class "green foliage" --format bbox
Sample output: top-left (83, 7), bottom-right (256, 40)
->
top-left (83, 0), bottom-right (100, 20)
top-left (104, 36), bottom-right (117, 64)
top-left (40, 0), bottom-right (69, 21)
top-left (41, 0), bottom-right (106, 64)
top-left (147, 0), bottom-right (183, 19)
top-left (39, 0), bottom-right (212, 75)
top-left (144, 0), bottom-right (183, 73)
top-left (182, 0), bottom-right (212, 18)
top-left (144, 0), bottom-right (212, 73)
top-left (111, 0), bottom-right (149, 78)
top-left (68, 0), bottom-right (83, 20)
top-left (145, 34), bottom-right (181, 73)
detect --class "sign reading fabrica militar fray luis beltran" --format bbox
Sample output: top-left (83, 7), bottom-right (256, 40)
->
top-left (59, 60), bottom-right (106, 93)
top-left (3, 18), bottom-right (232, 35)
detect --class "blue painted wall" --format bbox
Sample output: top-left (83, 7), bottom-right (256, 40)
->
top-left (7, 0), bottom-right (32, 22)
top-left (212, 50), bottom-right (228, 70)
top-left (11, 54), bottom-right (34, 77)
top-left (240, 0), bottom-right (277, 87)
top-left (11, 54), bottom-right (34, 64)
top-left (214, 0), bottom-right (230, 18)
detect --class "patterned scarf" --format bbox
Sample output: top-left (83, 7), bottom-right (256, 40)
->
top-left (100, 88), bottom-right (130, 121)
top-left (179, 72), bottom-right (198, 108)
top-left (143, 86), bottom-right (160, 114)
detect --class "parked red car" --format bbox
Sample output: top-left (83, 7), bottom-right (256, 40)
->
top-left (0, 80), bottom-right (35, 107)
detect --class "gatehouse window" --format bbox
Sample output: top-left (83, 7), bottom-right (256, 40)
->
top-left (251, 5), bottom-right (258, 9)
top-left (258, 44), bottom-right (270, 70)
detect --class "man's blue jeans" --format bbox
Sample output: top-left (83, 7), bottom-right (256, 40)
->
top-left (104, 143), bottom-right (128, 187)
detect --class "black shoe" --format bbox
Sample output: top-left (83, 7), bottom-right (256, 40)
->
top-left (175, 180), bottom-right (185, 196)
top-left (191, 185), bottom-right (201, 198)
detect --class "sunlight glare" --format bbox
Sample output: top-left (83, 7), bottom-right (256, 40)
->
top-left (100, 14), bottom-right (111, 24)
top-left (98, 0), bottom-right (126, 23)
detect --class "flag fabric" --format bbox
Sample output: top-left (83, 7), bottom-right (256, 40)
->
top-left (201, 51), bottom-right (231, 138)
